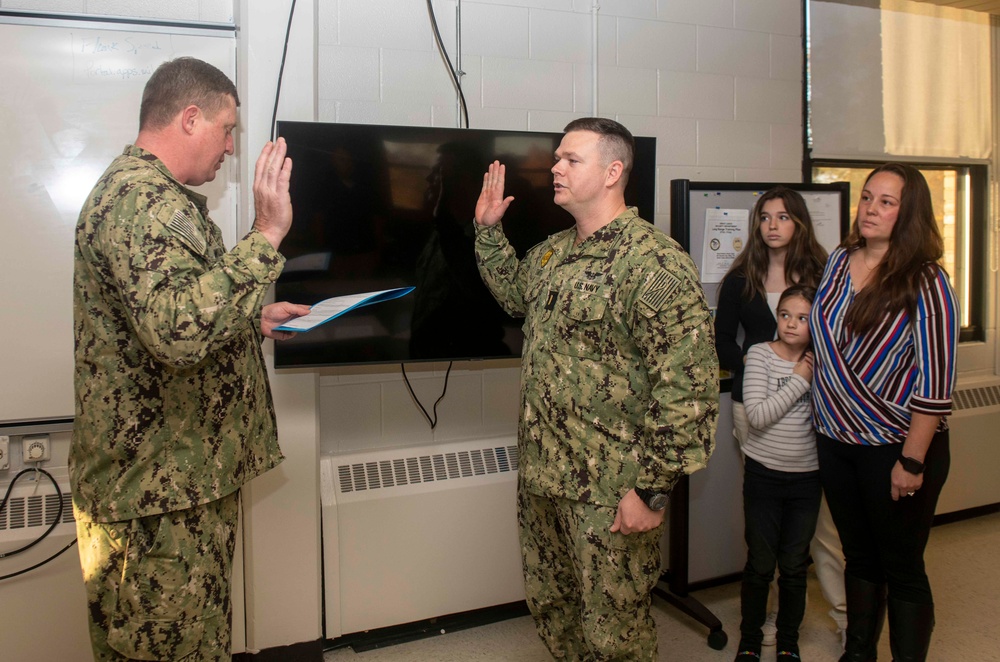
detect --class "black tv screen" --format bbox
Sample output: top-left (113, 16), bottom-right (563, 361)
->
top-left (274, 121), bottom-right (656, 368)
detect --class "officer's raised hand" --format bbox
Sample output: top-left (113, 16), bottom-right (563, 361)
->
top-left (474, 160), bottom-right (515, 227)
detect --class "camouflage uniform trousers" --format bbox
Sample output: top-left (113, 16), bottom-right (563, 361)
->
top-left (75, 491), bottom-right (239, 661)
top-left (518, 482), bottom-right (664, 661)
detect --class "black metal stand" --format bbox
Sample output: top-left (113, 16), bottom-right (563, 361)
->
top-left (651, 475), bottom-right (728, 650)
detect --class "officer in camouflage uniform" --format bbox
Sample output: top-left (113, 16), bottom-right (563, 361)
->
top-left (71, 57), bottom-right (310, 661)
top-left (474, 118), bottom-right (719, 661)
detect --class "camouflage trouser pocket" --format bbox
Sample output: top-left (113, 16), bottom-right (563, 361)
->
top-left (602, 519), bottom-right (663, 611)
top-left (518, 487), bottom-right (662, 661)
top-left (105, 495), bottom-right (237, 660)
top-left (108, 615), bottom-right (205, 661)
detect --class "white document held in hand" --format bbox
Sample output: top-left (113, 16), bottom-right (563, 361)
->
top-left (275, 287), bottom-right (415, 332)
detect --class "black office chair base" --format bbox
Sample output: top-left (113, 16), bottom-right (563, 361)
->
top-left (652, 577), bottom-right (728, 650)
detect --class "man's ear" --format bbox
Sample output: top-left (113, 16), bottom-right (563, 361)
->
top-left (605, 160), bottom-right (624, 188)
top-left (180, 105), bottom-right (200, 136)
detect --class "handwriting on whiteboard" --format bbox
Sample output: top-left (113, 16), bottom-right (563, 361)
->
top-left (73, 33), bottom-right (167, 81)
top-left (78, 35), bottom-right (165, 56)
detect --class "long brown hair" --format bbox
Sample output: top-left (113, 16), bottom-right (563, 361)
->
top-left (723, 186), bottom-right (828, 301)
top-left (843, 163), bottom-right (944, 334)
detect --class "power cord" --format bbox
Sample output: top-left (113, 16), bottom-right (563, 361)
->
top-left (0, 538), bottom-right (78, 581)
top-left (401, 362), bottom-right (453, 429)
top-left (0, 466), bottom-right (78, 581)
top-left (270, 0), bottom-right (298, 141)
top-left (0, 467), bottom-right (65, 559)
top-left (426, 0), bottom-right (470, 128)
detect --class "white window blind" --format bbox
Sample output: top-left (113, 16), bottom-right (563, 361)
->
top-left (810, 0), bottom-right (991, 160)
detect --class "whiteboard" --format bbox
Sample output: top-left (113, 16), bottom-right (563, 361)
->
top-left (0, 16), bottom-right (237, 424)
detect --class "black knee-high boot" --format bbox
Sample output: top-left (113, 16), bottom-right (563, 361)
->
top-left (839, 574), bottom-right (887, 662)
top-left (888, 598), bottom-right (934, 662)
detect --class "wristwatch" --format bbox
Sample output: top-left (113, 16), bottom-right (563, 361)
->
top-left (634, 487), bottom-right (669, 511)
top-left (899, 455), bottom-right (926, 475)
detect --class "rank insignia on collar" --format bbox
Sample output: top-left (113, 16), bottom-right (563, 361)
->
top-left (541, 249), bottom-right (554, 267)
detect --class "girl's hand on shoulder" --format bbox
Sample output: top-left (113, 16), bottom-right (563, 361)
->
top-left (793, 351), bottom-right (814, 382)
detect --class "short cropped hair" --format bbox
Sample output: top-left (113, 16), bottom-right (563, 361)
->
top-left (139, 57), bottom-right (239, 130)
top-left (563, 117), bottom-right (635, 185)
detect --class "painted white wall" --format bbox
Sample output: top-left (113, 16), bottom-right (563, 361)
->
top-left (318, 0), bottom-right (805, 236)
top-left (234, 1), bottom-right (322, 654)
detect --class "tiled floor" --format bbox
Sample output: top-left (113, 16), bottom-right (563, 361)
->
top-left (324, 511), bottom-right (1000, 661)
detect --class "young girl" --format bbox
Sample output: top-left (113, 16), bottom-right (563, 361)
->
top-left (734, 285), bottom-right (821, 662)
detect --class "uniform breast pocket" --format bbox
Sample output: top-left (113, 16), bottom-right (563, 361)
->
top-left (552, 288), bottom-right (609, 360)
top-left (525, 278), bottom-right (548, 306)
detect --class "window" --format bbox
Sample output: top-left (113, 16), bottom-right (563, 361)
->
top-left (811, 162), bottom-right (986, 342)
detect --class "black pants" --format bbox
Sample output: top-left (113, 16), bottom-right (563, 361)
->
top-left (817, 432), bottom-right (950, 605)
top-left (739, 457), bottom-right (822, 649)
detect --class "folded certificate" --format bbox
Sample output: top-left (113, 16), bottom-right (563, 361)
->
top-left (275, 287), bottom-right (415, 332)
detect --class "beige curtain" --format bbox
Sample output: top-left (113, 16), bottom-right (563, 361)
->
top-left (882, 0), bottom-right (991, 159)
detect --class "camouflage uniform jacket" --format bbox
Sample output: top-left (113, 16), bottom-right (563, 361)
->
top-left (475, 207), bottom-right (719, 507)
top-left (71, 145), bottom-right (285, 523)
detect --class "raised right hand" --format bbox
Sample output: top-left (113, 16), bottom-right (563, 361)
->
top-left (474, 160), bottom-right (514, 227)
top-left (252, 138), bottom-right (294, 250)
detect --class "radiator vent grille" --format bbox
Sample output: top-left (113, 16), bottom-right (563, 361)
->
top-left (953, 385), bottom-right (1000, 411)
top-left (0, 492), bottom-right (74, 531)
top-left (337, 445), bottom-right (519, 494)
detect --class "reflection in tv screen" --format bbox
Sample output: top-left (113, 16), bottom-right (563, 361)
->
top-left (274, 121), bottom-right (656, 368)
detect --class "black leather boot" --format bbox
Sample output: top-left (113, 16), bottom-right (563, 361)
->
top-left (839, 574), bottom-right (887, 662)
top-left (887, 598), bottom-right (934, 661)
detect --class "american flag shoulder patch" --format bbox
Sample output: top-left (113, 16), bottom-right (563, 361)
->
top-left (639, 270), bottom-right (681, 311)
top-left (167, 210), bottom-right (207, 255)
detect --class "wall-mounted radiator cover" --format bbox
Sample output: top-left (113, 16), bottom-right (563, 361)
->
top-left (0, 476), bottom-right (75, 545)
top-left (321, 437), bottom-right (525, 638)
top-left (938, 382), bottom-right (1000, 514)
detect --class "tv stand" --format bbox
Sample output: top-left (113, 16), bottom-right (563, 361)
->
top-left (651, 475), bottom-right (728, 650)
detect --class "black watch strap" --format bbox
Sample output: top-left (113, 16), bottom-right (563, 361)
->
top-left (634, 487), bottom-right (668, 511)
top-left (899, 455), bottom-right (925, 475)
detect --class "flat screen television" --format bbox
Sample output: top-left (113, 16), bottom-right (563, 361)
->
top-left (274, 121), bottom-right (657, 368)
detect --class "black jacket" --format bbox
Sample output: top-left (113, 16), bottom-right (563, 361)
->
top-left (714, 272), bottom-right (776, 403)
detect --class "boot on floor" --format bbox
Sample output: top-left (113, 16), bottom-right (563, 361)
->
top-left (839, 574), bottom-right (886, 662)
top-left (887, 597), bottom-right (934, 662)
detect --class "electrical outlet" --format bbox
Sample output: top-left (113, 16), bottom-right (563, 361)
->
top-left (23, 435), bottom-right (50, 463)
top-left (0, 435), bottom-right (9, 471)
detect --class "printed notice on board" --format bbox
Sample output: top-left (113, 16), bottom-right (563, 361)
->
top-left (701, 208), bottom-right (750, 283)
top-left (800, 192), bottom-right (842, 254)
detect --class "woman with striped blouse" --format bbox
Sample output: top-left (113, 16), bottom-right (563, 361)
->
top-left (811, 163), bottom-right (958, 662)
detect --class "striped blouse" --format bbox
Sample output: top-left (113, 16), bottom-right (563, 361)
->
top-left (811, 247), bottom-right (959, 446)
